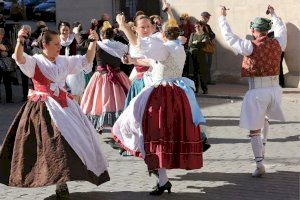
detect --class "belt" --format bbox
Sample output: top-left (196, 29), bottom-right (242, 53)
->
top-left (248, 76), bottom-right (279, 89)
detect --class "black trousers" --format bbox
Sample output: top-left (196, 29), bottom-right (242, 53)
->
top-left (182, 49), bottom-right (191, 77)
top-left (0, 69), bottom-right (12, 102)
top-left (191, 53), bottom-right (207, 93)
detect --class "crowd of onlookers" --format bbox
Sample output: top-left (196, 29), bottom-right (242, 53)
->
top-left (0, 10), bottom-right (217, 103)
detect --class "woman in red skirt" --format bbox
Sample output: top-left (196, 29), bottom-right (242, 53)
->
top-left (113, 12), bottom-right (206, 195)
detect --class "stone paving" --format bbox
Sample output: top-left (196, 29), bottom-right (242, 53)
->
top-left (0, 84), bottom-right (299, 200)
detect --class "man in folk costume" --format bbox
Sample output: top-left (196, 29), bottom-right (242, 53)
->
top-left (219, 5), bottom-right (287, 177)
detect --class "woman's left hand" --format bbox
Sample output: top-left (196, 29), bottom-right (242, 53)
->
top-left (88, 31), bottom-right (99, 42)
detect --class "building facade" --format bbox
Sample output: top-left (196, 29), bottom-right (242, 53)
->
top-left (57, 0), bottom-right (300, 87)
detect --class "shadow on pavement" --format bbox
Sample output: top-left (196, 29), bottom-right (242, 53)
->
top-left (170, 171), bottom-right (299, 200)
top-left (205, 118), bottom-right (300, 127)
top-left (209, 135), bottom-right (300, 144)
top-left (44, 191), bottom-right (206, 200)
top-left (43, 171), bottom-right (299, 200)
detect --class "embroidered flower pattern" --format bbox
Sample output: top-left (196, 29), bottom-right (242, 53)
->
top-left (241, 39), bottom-right (281, 77)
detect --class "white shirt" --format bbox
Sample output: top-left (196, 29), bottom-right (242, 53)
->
top-left (218, 13), bottom-right (287, 56)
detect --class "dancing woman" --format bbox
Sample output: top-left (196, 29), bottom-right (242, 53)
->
top-left (113, 14), bottom-right (206, 195)
top-left (59, 21), bottom-right (90, 103)
top-left (80, 22), bottom-right (131, 133)
top-left (0, 28), bottom-right (109, 198)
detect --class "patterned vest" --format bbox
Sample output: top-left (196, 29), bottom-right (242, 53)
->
top-left (241, 37), bottom-right (282, 77)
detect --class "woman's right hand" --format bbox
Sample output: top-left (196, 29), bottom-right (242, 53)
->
top-left (17, 28), bottom-right (29, 41)
top-left (116, 14), bottom-right (126, 29)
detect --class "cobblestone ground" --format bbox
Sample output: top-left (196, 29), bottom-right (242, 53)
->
top-left (0, 85), bottom-right (299, 200)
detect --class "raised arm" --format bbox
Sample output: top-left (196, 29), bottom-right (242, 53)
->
top-left (268, 6), bottom-right (287, 51)
top-left (85, 31), bottom-right (98, 63)
top-left (117, 14), bottom-right (138, 46)
top-left (163, 1), bottom-right (175, 20)
top-left (14, 28), bottom-right (30, 64)
top-left (218, 7), bottom-right (253, 56)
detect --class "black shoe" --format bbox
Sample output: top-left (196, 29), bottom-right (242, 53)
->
top-left (56, 183), bottom-right (69, 199)
top-left (202, 90), bottom-right (208, 94)
top-left (203, 138), bottom-right (211, 152)
top-left (203, 143), bottom-right (211, 152)
top-left (6, 100), bottom-right (14, 103)
top-left (148, 169), bottom-right (159, 178)
top-left (150, 181), bottom-right (172, 195)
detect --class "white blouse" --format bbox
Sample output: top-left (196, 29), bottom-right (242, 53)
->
top-left (136, 36), bottom-right (186, 81)
top-left (16, 53), bottom-right (91, 93)
top-left (218, 13), bottom-right (287, 56)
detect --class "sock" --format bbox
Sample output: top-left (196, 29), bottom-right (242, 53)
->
top-left (251, 135), bottom-right (264, 168)
top-left (158, 168), bottom-right (168, 187)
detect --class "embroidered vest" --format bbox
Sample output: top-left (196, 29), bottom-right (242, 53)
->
top-left (28, 65), bottom-right (72, 107)
top-left (241, 37), bottom-right (282, 77)
top-left (135, 65), bottom-right (149, 80)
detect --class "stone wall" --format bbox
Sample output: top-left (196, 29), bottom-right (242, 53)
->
top-left (167, 0), bottom-right (300, 87)
top-left (56, 0), bottom-right (300, 87)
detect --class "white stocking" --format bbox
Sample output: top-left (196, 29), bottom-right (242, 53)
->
top-left (158, 168), bottom-right (168, 187)
top-left (251, 135), bottom-right (264, 167)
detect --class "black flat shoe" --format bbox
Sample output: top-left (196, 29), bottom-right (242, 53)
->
top-left (203, 138), bottom-right (211, 152)
top-left (56, 183), bottom-right (69, 199)
top-left (149, 181), bottom-right (172, 196)
top-left (203, 143), bottom-right (211, 152)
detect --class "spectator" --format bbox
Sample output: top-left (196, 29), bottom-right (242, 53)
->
top-left (0, 14), bottom-right (5, 28)
top-left (201, 11), bottom-right (216, 85)
top-left (0, 28), bottom-right (13, 103)
top-left (10, 1), bottom-right (22, 22)
top-left (97, 13), bottom-right (110, 30)
top-left (188, 21), bottom-right (209, 94)
top-left (179, 13), bottom-right (194, 77)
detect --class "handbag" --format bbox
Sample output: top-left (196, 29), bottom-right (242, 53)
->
top-left (203, 40), bottom-right (215, 54)
top-left (0, 57), bottom-right (15, 72)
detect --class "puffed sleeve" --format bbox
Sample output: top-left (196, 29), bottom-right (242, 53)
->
top-left (67, 54), bottom-right (93, 74)
top-left (12, 53), bottom-right (36, 78)
top-left (137, 36), bottom-right (170, 61)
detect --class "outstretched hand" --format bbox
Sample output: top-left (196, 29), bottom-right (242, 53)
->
top-left (220, 6), bottom-right (227, 16)
top-left (88, 31), bottom-right (99, 42)
top-left (267, 5), bottom-right (275, 15)
top-left (17, 28), bottom-right (29, 41)
top-left (116, 14), bottom-right (126, 29)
